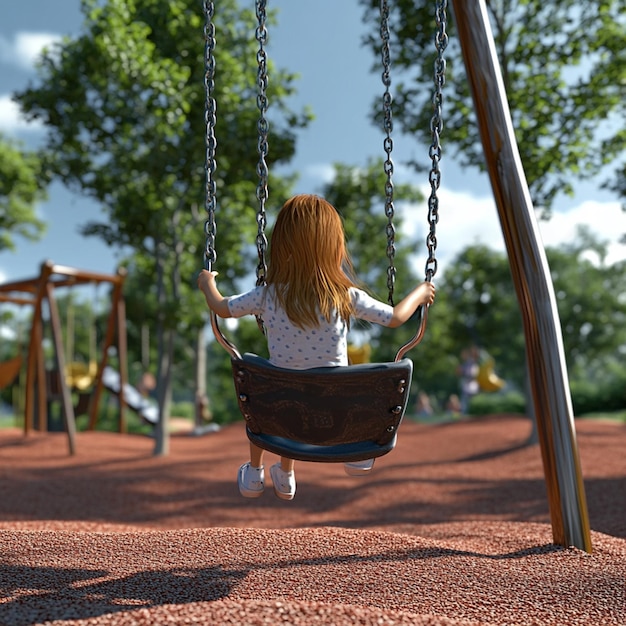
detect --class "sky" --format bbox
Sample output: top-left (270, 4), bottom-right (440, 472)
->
top-left (1, 0), bottom-right (625, 289)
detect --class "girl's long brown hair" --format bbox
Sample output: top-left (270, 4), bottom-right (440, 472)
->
top-left (266, 194), bottom-right (358, 328)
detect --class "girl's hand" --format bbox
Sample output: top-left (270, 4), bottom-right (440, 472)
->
top-left (419, 281), bottom-right (436, 306)
top-left (197, 269), bottom-right (218, 294)
top-left (197, 270), bottom-right (231, 317)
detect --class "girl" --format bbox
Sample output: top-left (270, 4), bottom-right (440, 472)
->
top-left (198, 194), bottom-right (435, 500)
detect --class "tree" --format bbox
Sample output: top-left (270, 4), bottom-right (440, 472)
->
top-left (15, 0), bottom-right (310, 454)
top-left (359, 0), bottom-right (626, 213)
top-left (0, 134), bottom-right (47, 252)
top-left (437, 232), bottom-right (626, 412)
top-left (547, 226), bottom-right (626, 380)
top-left (437, 244), bottom-right (528, 392)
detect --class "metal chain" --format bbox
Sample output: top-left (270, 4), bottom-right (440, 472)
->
top-left (203, 0), bottom-right (217, 272)
top-left (255, 0), bottom-right (269, 288)
top-left (380, 0), bottom-right (396, 306)
top-left (426, 0), bottom-right (448, 282)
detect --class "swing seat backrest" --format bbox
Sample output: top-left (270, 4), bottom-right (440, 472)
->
top-left (231, 353), bottom-right (413, 463)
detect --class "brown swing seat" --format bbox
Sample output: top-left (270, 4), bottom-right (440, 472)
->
top-left (231, 353), bottom-right (413, 463)
top-left (0, 355), bottom-right (22, 390)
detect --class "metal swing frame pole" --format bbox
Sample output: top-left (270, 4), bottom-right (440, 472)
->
top-left (449, 0), bottom-right (592, 552)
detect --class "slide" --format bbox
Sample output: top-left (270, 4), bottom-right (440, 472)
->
top-left (102, 366), bottom-right (158, 425)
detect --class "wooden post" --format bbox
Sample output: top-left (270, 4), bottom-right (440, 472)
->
top-left (449, 0), bottom-right (592, 552)
top-left (88, 267), bottom-right (128, 432)
top-left (45, 281), bottom-right (77, 455)
top-left (24, 262), bottom-right (52, 434)
top-left (115, 269), bottom-right (129, 433)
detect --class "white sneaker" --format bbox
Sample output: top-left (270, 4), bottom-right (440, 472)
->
top-left (270, 463), bottom-right (296, 500)
top-left (238, 463), bottom-right (264, 498)
top-left (344, 459), bottom-right (375, 476)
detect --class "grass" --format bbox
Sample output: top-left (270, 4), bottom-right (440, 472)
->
top-left (577, 410), bottom-right (626, 424)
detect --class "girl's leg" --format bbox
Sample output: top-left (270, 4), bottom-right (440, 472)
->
top-left (280, 456), bottom-right (295, 473)
top-left (250, 442), bottom-right (265, 468)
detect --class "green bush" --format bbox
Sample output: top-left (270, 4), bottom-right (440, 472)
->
top-left (170, 401), bottom-right (195, 419)
top-left (570, 369), bottom-right (626, 416)
top-left (468, 390), bottom-right (526, 416)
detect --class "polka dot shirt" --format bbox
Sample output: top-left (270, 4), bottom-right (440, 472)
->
top-left (227, 286), bottom-right (393, 370)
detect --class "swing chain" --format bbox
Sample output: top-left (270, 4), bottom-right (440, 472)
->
top-left (426, 0), bottom-right (448, 282)
top-left (203, 0), bottom-right (217, 272)
top-left (380, 0), bottom-right (396, 306)
top-left (255, 0), bottom-right (269, 288)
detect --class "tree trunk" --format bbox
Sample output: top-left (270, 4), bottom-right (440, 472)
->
top-left (152, 244), bottom-right (170, 456)
top-left (194, 327), bottom-right (208, 430)
top-left (153, 326), bottom-right (175, 456)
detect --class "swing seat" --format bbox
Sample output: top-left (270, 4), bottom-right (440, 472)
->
top-left (65, 360), bottom-right (98, 391)
top-left (477, 359), bottom-right (505, 392)
top-left (0, 355), bottom-right (22, 391)
top-left (231, 353), bottom-right (413, 463)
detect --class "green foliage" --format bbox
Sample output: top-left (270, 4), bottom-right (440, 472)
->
top-left (14, 0), bottom-right (310, 441)
top-left (170, 401), bottom-right (194, 419)
top-left (427, 230), bottom-right (626, 414)
top-left (569, 358), bottom-right (626, 415)
top-left (14, 0), bottom-right (309, 339)
top-left (547, 227), bottom-right (626, 379)
top-left (0, 134), bottom-right (48, 251)
top-left (467, 390), bottom-right (526, 417)
top-left (436, 244), bottom-right (528, 391)
top-left (75, 406), bottom-right (154, 435)
top-left (359, 0), bottom-right (626, 213)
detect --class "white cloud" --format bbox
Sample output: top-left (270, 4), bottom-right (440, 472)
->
top-left (401, 187), bottom-right (626, 270)
top-left (301, 163), bottom-right (336, 185)
top-left (402, 187), bottom-right (506, 268)
top-left (538, 200), bottom-right (626, 266)
top-left (0, 325), bottom-right (17, 340)
top-left (0, 32), bottom-right (61, 71)
top-left (0, 95), bottom-right (43, 133)
top-left (0, 32), bottom-right (60, 135)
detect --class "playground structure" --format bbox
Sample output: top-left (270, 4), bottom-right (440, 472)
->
top-left (0, 261), bottom-right (131, 454)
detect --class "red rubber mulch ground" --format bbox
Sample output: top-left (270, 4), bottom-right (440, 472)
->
top-left (0, 414), bottom-right (624, 625)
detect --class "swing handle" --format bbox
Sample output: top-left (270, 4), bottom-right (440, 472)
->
top-left (394, 305), bottom-right (428, 362)
top-left (210, 311), bottom-right (242, 361)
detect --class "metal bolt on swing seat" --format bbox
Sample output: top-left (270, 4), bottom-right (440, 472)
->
top-left (387, 425), bottom-right (397, 432)
top-left (391, 406), bottom-right (402, 415)
top-left (398, 379), bottom-right (406, 392)
top-left (239, 393), bottom-right (248, 402)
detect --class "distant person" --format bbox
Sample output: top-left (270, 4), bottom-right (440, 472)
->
top-left (136, 372), bottom-right (156, 397)
top-left (195, 390), bottom-right (213, 426)
top-left (457, 347), bottom-right (479, 415)
top-left (198, 194), bottom-right (436, 501)
top-left (445, 393), bottom-right (462, 417)
top-left (415, 391), bottom-right (434, 417)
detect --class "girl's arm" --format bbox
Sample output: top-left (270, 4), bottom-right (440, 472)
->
top-left (388, 281), bottom-right (436, 328)
top-left (197, 270), bottom-right (232, 318)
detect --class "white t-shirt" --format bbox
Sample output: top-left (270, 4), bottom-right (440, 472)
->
top-left (227, 285), bottom-right (393, 369)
